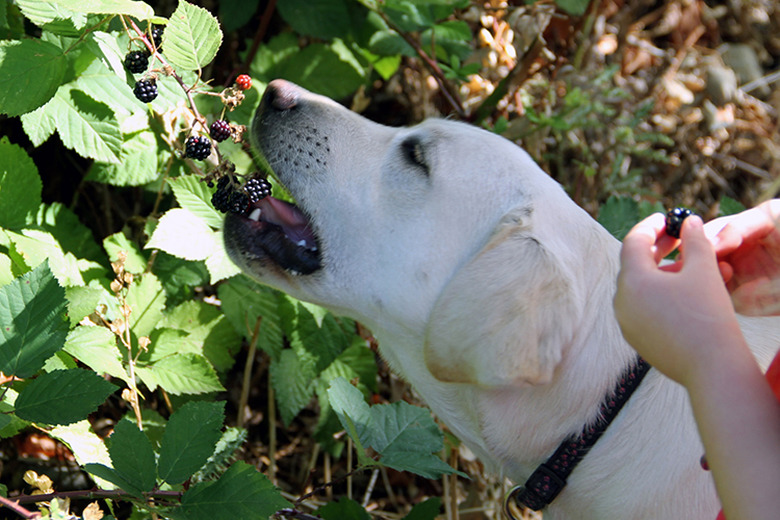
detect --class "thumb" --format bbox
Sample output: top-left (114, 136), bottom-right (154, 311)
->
top-left (679, 216), bottom-right (717, 269)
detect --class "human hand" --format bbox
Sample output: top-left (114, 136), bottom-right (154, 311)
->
top-left (614, 213), bottom-right (747, 386)
top-left (706, 199), bottom-right (780, 316)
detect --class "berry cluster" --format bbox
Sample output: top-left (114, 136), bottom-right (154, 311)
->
top-left (209, 120), bottom-right (231, 142)
top-left (210, 176), bottom-right (272, 214)
top-left (665, 207), bottom-right (694, 238)
top-left (185, 135), bottom-right (212, 160)
top-left (124, 50), bottom-right (150, 74)
top-left (133, 79), bottom-right (158, 103)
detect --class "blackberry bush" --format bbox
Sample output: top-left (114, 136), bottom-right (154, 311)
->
top-left (133, 79), bottom-right (158, 103)
top-left (209, 120), bottom-right (231, 142)
top-left (185, 135), bottom-right (212, 160)
top-left (665, 207), bottom-right (694, 238)
top-left (124, 50), bottom-right (150, 74)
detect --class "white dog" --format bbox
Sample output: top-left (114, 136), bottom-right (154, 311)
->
top-left (224, 80), bottom-right (780, 520)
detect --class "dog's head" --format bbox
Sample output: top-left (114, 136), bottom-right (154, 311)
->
top-left (225, 80), bottom-right (618, 386)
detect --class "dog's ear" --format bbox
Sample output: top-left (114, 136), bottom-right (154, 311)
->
top-left (424, 208), bottom-right (578, 387)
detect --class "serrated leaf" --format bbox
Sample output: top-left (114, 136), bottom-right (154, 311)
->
top-left (109, 418), bottom-right (157, 493)
top-left (328, 378), bottom-right (373, 451)
top-left (164, 0), bottom-right (223, 71)
top-left (50, 420), bottom-right (114, 488)
top-left (52, 0), bottom-right (155, 19)
top-left (315, 498), bottom-right (371, 520)
top-left (14, 369), bottom-right (118, 425)
top-left (205, 243), bottom-right (242, 284)
top-left (270, 349), bottom-right (316, 426)
top-left (87, 129), bottom-right (159, 186)
top-left (34, 203), bottom-right (106, 266)
top-left (598, 196), bottom-right (640, 240)
top-left (169, 175), bottom-right (224, 229)
top-left (0, 39), bottom-right (67, 117)
top-left (6, 229), bottom-right (85, 287)
top-left (138, 353), bottom-right (224, 395)
top-left (159, 300), bottom-right (241, 372)
top-left (83, 462), bottom-right (141, 495)
top-left (0, 262), bottom-right (68, 378)
top-left (64, 326), bottom-right (126, 381)
top-left (217, 276), bottom-right (284, 357)
top-left (125, 273), bottom-right (165, 338)
top-left (0, 137), bottom-right (42, 229)
top-left (158, 401), bottom-right (225, 485)
top-left (103, 232), bottom-right (148, 274)
top-left (271, 43), bottom-right (365, 99)
top-left (178, 461), bottom-right (289, 519)
top-left (146, 208), bottom-right (220, 261)
top-left (403, 497), bottom-right (441, 520)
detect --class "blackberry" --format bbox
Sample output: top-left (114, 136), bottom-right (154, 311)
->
top-left (151, 24), bottom-right (164, 51)
top-left (228, 191), bottom-right (250, 214)
top-left (133, 79), bottom-right (158, 103)
top-left (665, 207), bottom-right (694, 238)
top-left (244, 177), bottom-right (272, 203)
top-left (210, 177), bottom-right (232, 213)
top-left (209, 120), bottom-right (231, 142)
top-left (185, 135), bottom-right (212, 160)
top-left (124, 50), bottom-right (150, 74)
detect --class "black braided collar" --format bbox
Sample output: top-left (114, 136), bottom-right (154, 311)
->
top-left (505, 356), bottom-right (652, 513)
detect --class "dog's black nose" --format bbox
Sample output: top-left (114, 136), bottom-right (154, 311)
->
top-left (264, 79), bottom-right (300, 111)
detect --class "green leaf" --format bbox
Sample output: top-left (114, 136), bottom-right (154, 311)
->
top-left (169, 175), bottom-right (224, 229)
top-left (85, 418), bottom-right (157, 496)
top-left (0, 261), bottom-right (68, 378)
top-left (6, 229), bottom-right (85, 287)
top-left (87, 129), bottom-right (159, 186)
top-left (178, 461), bottom-right (289, 519)
top-left (64, 326), bottom-right (126, 381)
top-left (0, 137), bottom-right (42, 229)
top-left (137, 353), bottom-right (224, 395)
top-left (103, 232), bottom-right (148, 274)
top-left (34, 203), bottom-right (106, 266)
top-left (164, 0), bottom-right (223, 71)
top-left (51, 0), bottom-right (155, 19)
top-left (315, 498), bottom-right (371, 520)
top-left (270, 349), bottom-right (317, 426)
top-left (50, 420), bottom-right (114, 488)
top-left (217, 277), bottom-right (284, 358)
top-left (158, 300), bottom-right (241, 373)
top-left (14, 369), bottom-right (118, 425)
top-left (125, 273), bottom-right (165, 338)
top-left (555, 0), bottom-right (591, 16)
top-left (24, 85), bottom-right (122, 163)
top-left (0, 39), bottom-right (67, 117)
top-left (271, 43), bottom-right (365, 100)
top-left (327, 378), bottom-right (373, 453)
top-left (276, 0), bottom-right (352, 40)
top-left (403, 498), bottom-right (441, 520)
top-left (15, 0), bottom-right (87, 33)
top-left (146, 208), bottom-right (220, 261)
top-left (158, 401), bottom-right (225, 485)
top-left (597, 195), bottom-right (639, 240)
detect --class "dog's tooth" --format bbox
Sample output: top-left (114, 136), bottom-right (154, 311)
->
top-left (248, 208), bottom-right (262, 221)
top-left (297, 239), bottom-right (307, 247)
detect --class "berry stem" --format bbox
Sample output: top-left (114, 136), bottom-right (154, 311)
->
top-left (123, 17), bottom-right (208, 132)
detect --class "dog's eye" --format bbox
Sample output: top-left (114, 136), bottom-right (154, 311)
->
top-left (401, 137), bottom-right (428, 173)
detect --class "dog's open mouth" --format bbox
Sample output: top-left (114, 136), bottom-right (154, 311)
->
top-left (226, 195), bottom-right (322, 275)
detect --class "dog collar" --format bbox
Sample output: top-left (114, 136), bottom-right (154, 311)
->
top-left (504, 355), bottom-right (652, 515)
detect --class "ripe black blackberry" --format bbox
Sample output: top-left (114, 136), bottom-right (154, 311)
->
top-left (665, 207), bottom-right (694, 238)
top-left (133, 79), bottom-right (158, 103)
top-left (185, 135), bottom-right (212, 160)
top-left (209, 120), bottom-right (231, 142)
top-left (244, 177), bottom-right (272, 203)
top-left (124, 50), bottom-right (150, 74)
top-left (210, 177), bottom-right (231, 213)
top-left (229, 191), bottom-right (250, 214)
top-left (151, 24), bottom-right (164, 51)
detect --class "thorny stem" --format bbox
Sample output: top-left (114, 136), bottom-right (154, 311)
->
top-left (11, 489), bottom-right (183, 505)
top-left (0, 496), bottom-right (40, 519)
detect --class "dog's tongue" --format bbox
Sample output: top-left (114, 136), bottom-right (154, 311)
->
top-left (255, 196), bottom-right (317, 247)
